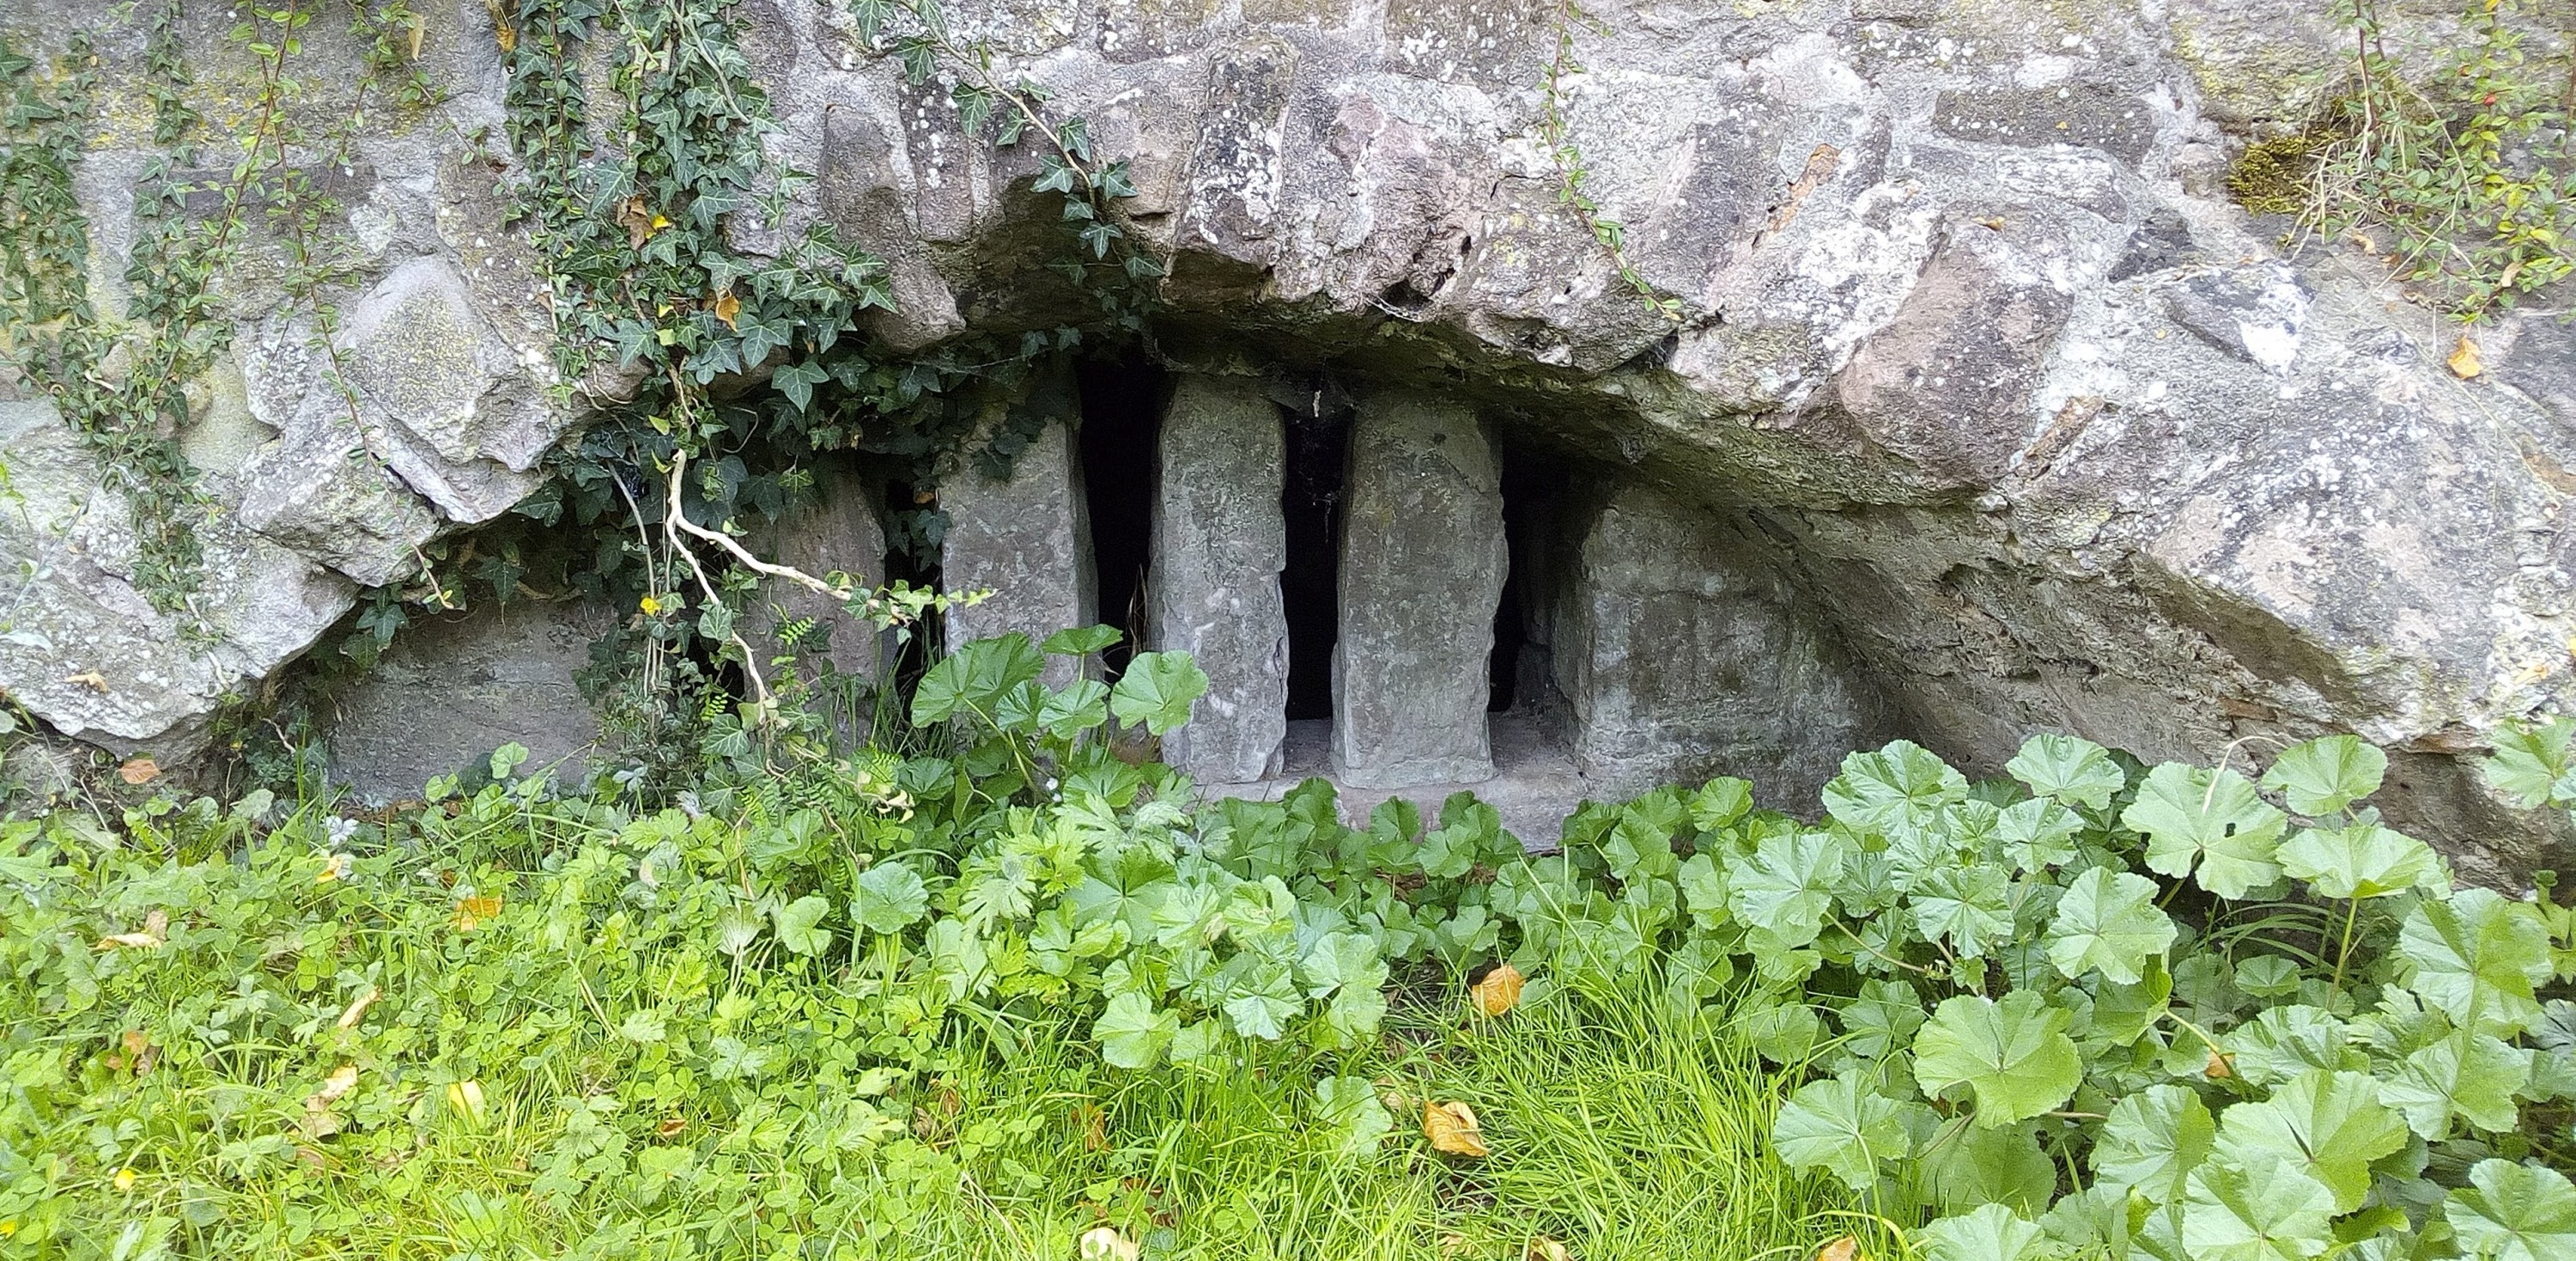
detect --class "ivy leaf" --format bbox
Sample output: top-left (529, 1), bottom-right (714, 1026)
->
top-left (1911, 991), bottom-right (2081, 1126)
top-left (2380, 1028), bottom-right (2533, 1139)
top-left (2259, 735), bottom-right (2385, 816)
top-left (1109, 651), bottom-right (1210, 735)
top-left (2044, 868), bottom-right (2178, 984)
top-left (2178, 1159), bottom-right (2337, 1261)
top-left (2276, 822), bottom-right (2446, 900)
top-left (1093, 991), bottom-right (1177, 1069)
top-left (1772, 1074), bottom-right (1915, 1191)
top-left (2482, 716), bottom-right (2574, 808)
top-left (1312, 1076), bottom-right (1394, 1158)
top-left (1823, 740), bottom-right (1969, 836)
top-left (1725, 830), bottom-right (1850, 949)
top-left (772, 894), bottom-right (834, 957)
top-left (2208, 1069), bottom-right (2409, 1213)
top-left (2445, 1159), bottom-right (2576, 1261)
top-left (2006, 732), bottom-right (2126, 810)
top-left (2093, 1084), bottom-right (2215, 1200)
top-left (2121, 763), bottom-right (2287, 899)
top-left (1915, 1204), bottom-right (2061, 1261)
top-left (851, 863), bottom-right (930, 936)
top-left (2397, 888), bottom-right (2551, 1037)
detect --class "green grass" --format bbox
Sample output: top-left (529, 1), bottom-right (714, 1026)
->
top-left (0, 800), bottom-right (1884, 1260)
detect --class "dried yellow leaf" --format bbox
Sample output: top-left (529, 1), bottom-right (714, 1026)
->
top-left (455, 893), bottom-right (503, 932)
top-left (1078, 1226), bottom-right (1140, 1261)
top-left (1528, 1238), bottom-right (1573, 1261)
top-left (1424, 1100), bottom-right (1488, 1157)
top-left (64, 670), bottom-right (107, 693)
top-left (305, 1063), bottom-right (359, 1111)
top-left (317, 852), bottom-right (353, 884)
top-left (1814, 1237), bottom-right (1861, 1261)
top-left (335, 987), bottom-right (379, 1030)
top-left (447, 1079), bottom-right (487, 1124)
top-left (97, 932), bottom-right (161, 950)
top-left (2205, 1048), bottom-right (2235, 1080)
top-left (712, 289), bottom-right (741, 330)
top-left (1471, 963), bottom-right (1525, 1017)
top-left (117, 756), bottom-right (160, 785)
top-left (2449, 334), bottom-right (2483, 379)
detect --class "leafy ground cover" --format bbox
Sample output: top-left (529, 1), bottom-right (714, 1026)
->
top-left (5, 629), bottom-right (2576, 1259)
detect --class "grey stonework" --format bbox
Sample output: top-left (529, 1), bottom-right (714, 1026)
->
top-left (1331, 392), bottom-right (1506, 789)
top-left (1551, 484), bottom-right (1880, 807)
top-left (1151, 375), bottom-right (1290, 783)
top-left (325, 600), bottom-right (610, 805)
top-left (748, 466), bottom-right (892, 683)
top-left (940, 384), bottom-right (1097, 685)
top-left (7, 0), bottom-right (2576, 882)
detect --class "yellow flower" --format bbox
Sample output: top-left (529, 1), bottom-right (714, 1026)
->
top-left (114, 1167), bottom-right (138, 1192)
top-left (640, 594), bottom-right (665, 616)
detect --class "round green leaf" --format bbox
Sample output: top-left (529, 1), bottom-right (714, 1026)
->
top-left (2006, 732), bottom-right (2126, 810)
top-left (2044, 868), bottom-right (2177, 984)
top-left (2093, 1084), bottom-right (2215, 1200)
top-left (1772, 1073), bottom-right (1915, 1191)
top-left (851, 862), bottom-right (930, 936)
top-left (2120, 763), bottom-right (2287, 899)
top-left (2179, 1158), bottom-right (2337, 1261)
top-left (1917, 1203), bottom-right (2063, 1261)
top-left (1109, 650), bottom-right (1210, 735)
top-left (2259, 735), bottom-right (2386, 816)
top-left (1911, 991), bottom-right (2081, 1126)
top-left (2447, 1159), bottom-right (2576, 1261)
top-left (2277, 822), bottom-right (2445, 900)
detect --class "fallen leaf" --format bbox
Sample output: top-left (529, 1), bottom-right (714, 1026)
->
top-left (64, 671), bottom-right (107, 693)
top-left (144, 910), bottom-right (167, 938)
top-left (657, 1116), bottom-right (688, 1137)
top-left (316, 852), bottom-right (353, 884)
top-left (117, 756), bottom-right (160, 785)
top-left (1528, 1238), bottom-right (1573, 1261)
top-left (711, 289), bottom-right (741, 330)
top-left (408, 12), bottom-right (425, 61)
top-left (335, 987), bottom-right (378, 1030)
top-left (618, 195), bottom-right (658, 248)
top-left (1977, 216), bottom-right (2008, 230)
top-left (1078, 1226), bottom-right (1139, 1261)
top-left (306, 1063), bottom-right (359, 1111)
top-left (1814, 1237), bottom-right (1860, 1261)
top-left (454, 894), bottom-right (503, 932)
top-left (1076, 1103), bottom-right (1109, 1152)
top-left (447, 1079), bottom-right (487, 1124)
top-left (484, 0), bottom-right (515, 52)
top-left (2449, 334), bottom-right (2483, 379)
top-left (1471, 963), bottom-right (1525, 1018)
top-left (123, 1029), bottom-right (151, 1059)
top-left (1424, 1100), bottom-right (1488, 1157)
top-left (2205, 1048), bottom-right (2235, 1080)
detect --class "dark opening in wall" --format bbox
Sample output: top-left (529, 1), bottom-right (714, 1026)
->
top-left (1281, 383), bottom-right (1352, 721)
top-left (1493, 442), bottom-right (1567, 714)
top-left (1075, 351), bottom-right (1167, 679)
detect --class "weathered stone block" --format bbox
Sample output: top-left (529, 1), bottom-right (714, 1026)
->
top-left (325, 600), bottom-right (609, 804)
top-left (1331, 392), bottom-right (1504, 788)
top-left (749, 466), bottom-right (890, 682)
top-left (941, 381), bottom-right (1097, 685)
top-left (336, 255), bottom-right (554, 522)
top-left (1151, 375), bottom-right (1289, 783)
top-left (1552, 484), bottom-right (1878, 805)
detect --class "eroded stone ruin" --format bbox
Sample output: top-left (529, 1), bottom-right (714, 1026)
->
top-left (5, 0), bottom-right (2575, 885)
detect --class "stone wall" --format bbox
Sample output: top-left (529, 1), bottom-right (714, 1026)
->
top-left (4, 0), bottom-right (2573, 881)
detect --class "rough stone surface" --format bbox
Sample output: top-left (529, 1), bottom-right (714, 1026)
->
top-left (747, 466), bottom-right (891, 682)
top-left (1151, 375), bottom-right (1290, 783)
top-left (1332, 391), bottom-right (1505, 789)
top-left (9, 0), bottom-right (2576, 883)
top-left (325, 600), bottom-right (609, 804)
top-left (941, 385), bottom-right (1097, 685)
top-left (1552, 484), bottom-right (1882, 806)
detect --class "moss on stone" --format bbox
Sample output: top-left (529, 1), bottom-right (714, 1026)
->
top-left (2227, 131), bottom-right (2329, 217)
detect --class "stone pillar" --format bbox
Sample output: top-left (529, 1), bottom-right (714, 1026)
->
top-left (940, 378), bottom-right (1097, 686)
top-left (1151, 375), bottom-right (1289, 783)
top-left (749, 465), bottom-right (890, 681)
top-left (1552, 482), bottom-right (1875, 804)
top-left (1331, 392), bottom-right (1505, 788)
